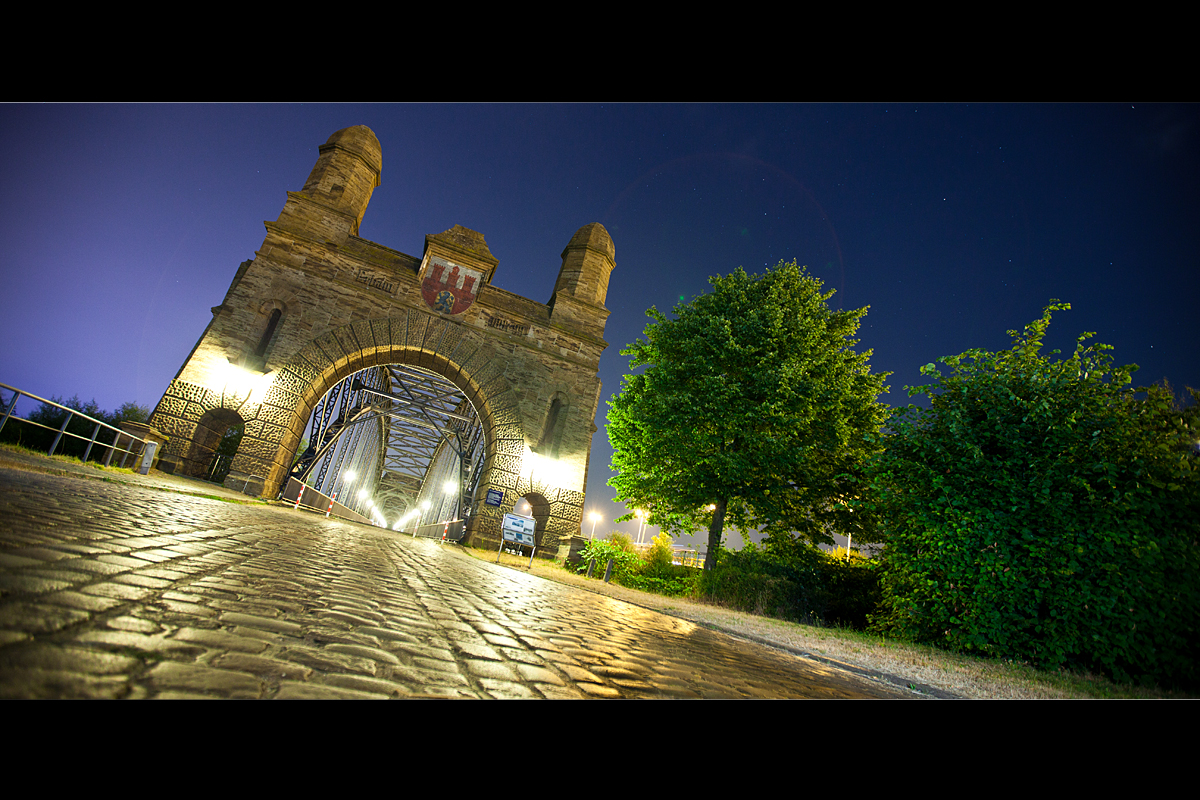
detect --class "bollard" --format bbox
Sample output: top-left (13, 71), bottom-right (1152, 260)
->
top-left (325, 491), bottom-right (337, 518)
top-left (603, 557), bottom-right (614, 583)
top-left (137, 441), bottom-right (158, 475)
top-left (294, 485), bottom-right (304, 510)
top-left (586, 558), bottom-right (595, 579)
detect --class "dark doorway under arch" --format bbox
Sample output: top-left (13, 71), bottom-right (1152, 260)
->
top-left (515, 492), bottom-right (551, 549)
top-left (186, 408), bottom-right (245, 480)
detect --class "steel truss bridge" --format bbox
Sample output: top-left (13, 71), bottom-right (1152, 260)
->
top-left (287, 364), bottom-right (486, 531)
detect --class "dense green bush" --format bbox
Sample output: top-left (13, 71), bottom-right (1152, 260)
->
top-left (697, 543), bottom-right (880, 628)
top-left (819, 554), bottom-right (883, 631)
top-left (866, 303), bottom-right (1199, 686)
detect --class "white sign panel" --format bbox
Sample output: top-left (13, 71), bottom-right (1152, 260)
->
top-left (502, 512), bottom-right (536, 546)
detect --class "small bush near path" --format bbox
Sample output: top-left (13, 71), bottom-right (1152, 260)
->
top-left (575, 533), bottom-right (700, 597)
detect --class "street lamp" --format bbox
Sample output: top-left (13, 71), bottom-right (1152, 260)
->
top-left (635, 509), bottom-right (647, 544)
top-left (588, 511), bottom-right (602, 539)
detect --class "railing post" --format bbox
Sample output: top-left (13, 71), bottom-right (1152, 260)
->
top-left (0, 390), bottom-right (19, 435)
top-left (103, 427), bottom-right (119, 467)
top-left (49, 412), bottom-right (72, 456)
top-left (83, 422), bottom-right (101, 462)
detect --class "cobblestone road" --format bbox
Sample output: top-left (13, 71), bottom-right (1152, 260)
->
top-left (0, 464), bottom-right (907, 699)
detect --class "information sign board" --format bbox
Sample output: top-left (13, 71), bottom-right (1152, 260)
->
top-left (501, 512), bottom-right (536, 546)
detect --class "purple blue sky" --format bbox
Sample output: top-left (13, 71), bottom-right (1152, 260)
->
top-left (2, 103), bottom-right (1196, 548)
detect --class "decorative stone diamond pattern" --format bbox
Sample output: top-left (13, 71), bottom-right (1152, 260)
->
top-left (327, 329), bottom-right (360, 368)
top-left (493, 438), bottom-right (525, 455)
top-left (490, 406), bottom-right (521, 427)
top-left (272, 367), bottom-right (312, 397)
top-left (551, 498), bottom-right (584, 525)
top-left (232, 400), bottom-right (262, 422)
top-left (468, 355), bottom-right (506, 385)
top-left (545, 515), bottom-right (576, 536)
top-left (297, 342), bottom-right (336, 375)
top-left (433, 321), bottom-right (466, 359)
top-left (350, 320), bottom-right (378, 363)
top-left (183, 402), bottom-right (208, 423)
top-left (404, 311), bottom-right (429, 351)
top-left (157, 417), bottom-right (196, 441)
top-left (258, 388), bottom-right (299, 419)
top-left (490, 422), bottom-right (526, 443)
top-left (491, 454), bottom-right (523, 474)
top-left (419, 317), bottom-right (447, 354)
top-left (369, 318), bottom-right (391, 351)
top-left (456, 347), bottom-right (496, 384)
top-left (237, 436), bottom-right (281, 462)
top-left (170, 381), bottom-right (211, 404)
top-left (155, 396), bottom-right (188, 418)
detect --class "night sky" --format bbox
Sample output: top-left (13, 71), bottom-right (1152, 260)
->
top-left (2, 104), bottom-right (1196, 549)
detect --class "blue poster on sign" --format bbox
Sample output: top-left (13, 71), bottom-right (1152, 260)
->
top-left (485, 489), bottom-right (504, 507)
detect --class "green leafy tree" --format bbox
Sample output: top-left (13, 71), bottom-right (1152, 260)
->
top-left (607, 260), bottom-right (890, 571)
top-left (867, 302), bottom-right (1200, 686)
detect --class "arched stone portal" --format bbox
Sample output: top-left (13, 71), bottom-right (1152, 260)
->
top-left (148, 126), bottom-right (615, 558)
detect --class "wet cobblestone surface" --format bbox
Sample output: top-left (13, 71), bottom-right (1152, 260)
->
top-left (0, 464), bottom-right (909, 699)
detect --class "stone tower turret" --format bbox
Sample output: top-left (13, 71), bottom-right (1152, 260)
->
top-left (275, 125), bottom-right (382, 243)
top-left (548, 223), bottom-right (615, 339)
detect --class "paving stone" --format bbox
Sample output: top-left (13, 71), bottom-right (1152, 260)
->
top-left (146, 662), bottom-right (263, 699)
top-left (0, 553), bottom-right (49, 569)
top-left (0, 573), bottom-right (78, 594)
top-left (321, 674), bottom-right (413, 697)
top-left (0, 642), bottom-right (139, 674)
top-left (478, 678), bottom-right (539, 698)
top-left (105, 616), bottom-right (162, 634)
top-left (516, 664), bottom-right (566, 685)
top-left (0, 601), bottom-right (91, 633)
top-left (452, 642), bottom-right (504, 661)
top-left (273, 681), bottom-right (386, 699)
top-left (80, 582), bottom-right (154, 601)
top-left (215, 653), bottom-right (313, 681)
top-left (219, 612), bottom-right (303, 635)
top-left (279, 647), bottom-right (377, 676)
top-left (76, 630), bottom-right (207, 658)
top-left (172, 627), bottom-right (271, 653)
top-left (0, 668), bottom-right (132, 699)
top-left (325, 643), bottom-right (401, 665)
top-left (115, 573), bottom-right (173, 589)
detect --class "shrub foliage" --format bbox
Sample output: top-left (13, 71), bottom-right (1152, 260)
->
top-left (866, 303), bottom-right (1199, 686)
top-left (697, 543), bottom-right (881, 629)
top-left (576, 533), bottom-right (698, 597)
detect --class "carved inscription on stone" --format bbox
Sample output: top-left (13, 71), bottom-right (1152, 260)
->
top-left (485, 314), bottom-right (531, 336)
top-left (355, 269), bottom-right (396, 295)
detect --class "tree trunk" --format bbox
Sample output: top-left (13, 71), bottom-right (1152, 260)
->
top-left (704, 497), bottom-right (727, 571)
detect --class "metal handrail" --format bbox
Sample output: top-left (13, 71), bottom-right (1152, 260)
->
top-left (0, 382), bottom-right (148, 468)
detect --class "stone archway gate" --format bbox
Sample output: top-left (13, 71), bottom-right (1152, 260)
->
top-left (148, 126), bottom-right (615, 557)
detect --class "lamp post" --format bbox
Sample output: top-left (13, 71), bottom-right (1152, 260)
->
top-left (588, 512), bottom-right (602, 539)
top-left (635, 509), bottom-right (647, 544)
